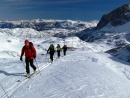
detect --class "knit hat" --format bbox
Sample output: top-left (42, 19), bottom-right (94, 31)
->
top-left (25, 39), bottom-right (29, 44)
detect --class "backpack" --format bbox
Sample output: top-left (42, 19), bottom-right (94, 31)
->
top-left (57, 44), bottom-right (61, 51)
top-left (63, 45), bottom-right (67, 51)
top-left (29, 42), bottom-right (33, 46)
top-left (64, 45), bottom-right (67, 48)
top-left (24, 42), bottom-right (34, 53)
top-left (50, 44), bottom-right (54, 49)
top-left (49, 44), bottom-right (55, 53)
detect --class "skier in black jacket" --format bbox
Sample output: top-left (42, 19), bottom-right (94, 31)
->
top-left (62, 44), bottom-right (67, 56)
top-left (47, 44), bottom-right (55, 62)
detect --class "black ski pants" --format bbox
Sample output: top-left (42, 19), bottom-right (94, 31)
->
top-left (50, 53), bottom-right (54, 61)
top-left (57, 50), bottom-right (60, 58)
top-left (25, 59), bottom-right (36, 74)
top-left (63, 50), bottom-right (66, 56)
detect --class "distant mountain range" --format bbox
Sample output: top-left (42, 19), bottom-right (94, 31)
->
top-left (0, 19), bottom-right (98, 38)
top-left (1, 3), bottom-right (130, 63)
top-left (1, 3), bottom-right (130, 47)
top-left (1, 3), bottom-right (130, 66)
top-left (0, 19), bottom-right (98, 31)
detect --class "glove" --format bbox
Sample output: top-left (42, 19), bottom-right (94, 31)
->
top-left (34, 56), bottom-right (36, 59)
top-left (20, 57), bottom-right (22, 61)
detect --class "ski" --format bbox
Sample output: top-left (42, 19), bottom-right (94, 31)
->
top-left (17, 73), bottom-right (35, 82)
top-left (16, 59), bottom-right (58, 82)
top-left (16, 62), bottom-right (50, 82)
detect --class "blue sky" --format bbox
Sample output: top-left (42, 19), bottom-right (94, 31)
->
top-left (0, 0), bottom-right (129, 21)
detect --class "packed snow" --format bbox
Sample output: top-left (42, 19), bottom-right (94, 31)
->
top-left (0, 24), bottom-right (130, 98)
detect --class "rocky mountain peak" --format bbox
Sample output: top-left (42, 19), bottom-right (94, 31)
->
top-left (96, 3), bottom-right (130, 30)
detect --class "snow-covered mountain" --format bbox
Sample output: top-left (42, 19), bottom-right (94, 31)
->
top-left (75, 3), bottom-right (130, 67)
top-left (96, 3), bottom-right (130, 30)
top-left (77, 3), bottom-right (130, 47)
top-left (0, 19), bottom-right (98, 38)
top-left (0, 19), bottom-right (98, 31)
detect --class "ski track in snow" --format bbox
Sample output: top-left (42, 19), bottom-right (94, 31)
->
top-left (7, 51), bottom-right (130, 98)
top-left (0, 60), bottom-right (51, 98)
top-left (0, 52), bottom-right (130, 98)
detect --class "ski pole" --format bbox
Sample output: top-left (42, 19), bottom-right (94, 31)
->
top-left (22, 60), bottom-right (26, 68)
top-left (35, 59), bottom-right (42, 76)
top-left (0, 83), bottom-right (9, 98)
top-left (45, 53), bottom-right (48, 62)
top-left (20, 55), bottom-right (26, 68)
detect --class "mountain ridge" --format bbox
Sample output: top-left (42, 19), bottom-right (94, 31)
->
top-left (96, 3), bottom-right (130, 30)
top-left (0, 19), bottom-right (98, 31)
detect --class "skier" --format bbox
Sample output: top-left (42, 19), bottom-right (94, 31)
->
top-left (47, 44), bottom-right (55, 62)
top-left (62, 44), bottom-right (67, 56)
top-left (56, 44), bottom-right (61, 58)
top-left (20, 40), bottom-right (37, 78)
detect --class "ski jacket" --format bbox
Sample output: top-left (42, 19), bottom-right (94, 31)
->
top-left (56, 45), bottom-right (61, 51)
top-left (21, 45), bottom-right (37, 60)
top-left (63, 45), bottom-right (67, 51)
top-left (47, 45), bottom-right (55, 54)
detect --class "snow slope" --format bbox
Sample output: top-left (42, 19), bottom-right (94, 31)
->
top-left (0, 26), bottom-right (130, 98)
top-left (9, 51), bottom-right (130, 98)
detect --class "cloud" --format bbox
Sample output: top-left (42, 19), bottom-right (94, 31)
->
top-left (0, 0), bottom-right (31, 3)
top-left (0, 0), bottom-right (91, 7)
top-left (7, 0), bottom-right (22, 1)
top-left (17, 0), bottom-right (92, 6)
top-left (0, 0), bottom-right (92, 12)
top-left (41, 0), bottom-right (91, 5)
top-left (5, 0), bottom-right (28, 2)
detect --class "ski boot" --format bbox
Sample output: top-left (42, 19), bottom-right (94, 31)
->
top-left (26, 73), bottom-right (30, 78)
top-left (34, 70), bottom-right (37, 74)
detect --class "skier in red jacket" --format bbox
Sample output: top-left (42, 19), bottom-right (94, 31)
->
top-left (20, 40), bottom-right (37, 78)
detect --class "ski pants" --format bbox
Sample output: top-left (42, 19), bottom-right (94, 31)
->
top-left (25, 59), bottom-right (36, 74)
top-left (57, 50), bottom-right (60, 58)
top-left (63, 50), bottom-right (66, 56)
top-left (50, 53), bottom-right (54, 61)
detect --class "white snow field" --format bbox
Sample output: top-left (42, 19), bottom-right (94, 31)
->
top-left (0, 22), bottom-right (130, 98)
